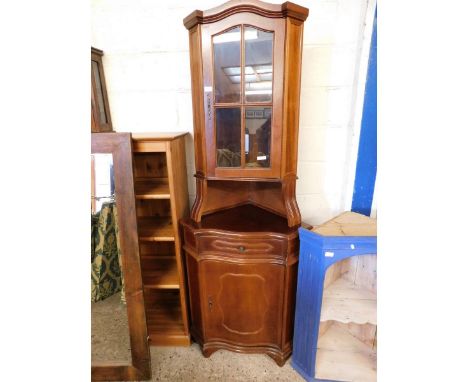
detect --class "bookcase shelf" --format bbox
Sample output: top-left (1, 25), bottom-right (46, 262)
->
top-left (144, 290), bottom-right (189, 346)
top-left (141, 258), bottom-right (180, 289)
top-left (316, 322), bottom-right (376, 382)
top-left (321, 276), bottom-right (376, 325)
top-left (138, 217), bottom-right (175, 242)
top-left (135, 178), bottom-right (171, 199)
top-left (132, 133), bottom-right (190, 346)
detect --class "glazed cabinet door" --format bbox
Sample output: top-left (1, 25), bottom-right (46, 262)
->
top-left (201, 13), bottom-right (285, 179)
top-left (200, 260), bottom-right (284, 346)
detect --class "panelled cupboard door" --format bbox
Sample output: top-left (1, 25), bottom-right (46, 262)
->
top-left (200, 260), bottom-right (284, 345)
top-left (201, 13), bottom-right (285, 179)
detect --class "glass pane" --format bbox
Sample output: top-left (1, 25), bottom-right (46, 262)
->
top-left (244, 27), bottom-right (273, 103)
top-left (91, 153), bottom-right (131, 363)
top-left (245, 107), bottom-right (271, 168)
top-left (92, 61), bottom-right (108, 124)
top-left (213, 26), bottom-right (241, 103)
top-left (216, 108), bottom-right (241, 167)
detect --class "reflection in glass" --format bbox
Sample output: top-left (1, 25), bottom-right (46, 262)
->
top-left (244, 27), bottom-right (273, 103)
top-left (213, 26), bottom-right (241, 103)
top-left (245, 107), bottom-right (271, 167)
top-left (91, 153), bottom-right (131, 363)
top-left (92, 61), bottom-right (108, 124)
top-left (216, 108), bottom-right (241, 167)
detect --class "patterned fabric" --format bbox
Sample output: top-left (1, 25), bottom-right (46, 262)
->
top-left (91, 202), bottom-right (125, 302)
top-left (216, 148), bottom-right (241, 167)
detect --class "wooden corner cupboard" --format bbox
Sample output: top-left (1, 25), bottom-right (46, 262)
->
top-left (182, 0), bottom-right (309, 366)
top-left (131, 133), bottom-right (191, 346)
top-left (292, 212), bottom-right (377, 381)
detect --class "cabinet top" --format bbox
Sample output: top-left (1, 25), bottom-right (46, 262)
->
top-left (311, 212), bottom-right (377, 237)
top-left (131, 132), bottom-right (188, 141)
top-left (183, 0), bottom-right (309, 29)
top-left (182, 204), bottom-right (298, 236)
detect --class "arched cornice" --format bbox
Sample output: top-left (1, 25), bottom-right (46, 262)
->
top-left (183, 0), bottom-right (309, 30)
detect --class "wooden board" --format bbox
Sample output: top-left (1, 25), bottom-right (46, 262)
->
top-left (350, 255), bottom-right (377, 292)
top-left (139, 242), bottom-right (175, 257)
top-left (316, 322), bottom-right (376, 382)
top-left (132, 132), bottom-right (188, 141)
top-left (312, 211), bottom-right (376, 237)
top-left (136, 198), bottom-right (172, 218)
top-left (135, 179), bottom-right (170, 199)
top-left (137, 217), bottom-right (175, 241)
top-left (145, 290), bottom-right (189, 346)
top-left (321, 277), bottom-right (376, 325)
top-left (133, 153), bottom-right (168, 179)
top-left (141, 258), bottom-right (180, 289)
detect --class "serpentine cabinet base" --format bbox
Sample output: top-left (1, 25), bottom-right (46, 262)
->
top-left (181, 205), bottom-right (299, 366)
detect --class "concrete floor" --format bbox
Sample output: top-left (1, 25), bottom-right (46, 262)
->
top-left (92, 294), bottom-right (304, 381)
top-left (149, 344), bottom-right (304, 382)
top-left (92, 293), bottom-right (131, 363)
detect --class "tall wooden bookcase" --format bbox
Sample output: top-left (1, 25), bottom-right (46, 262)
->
top-left (131, 133), bottom-right (191, 346)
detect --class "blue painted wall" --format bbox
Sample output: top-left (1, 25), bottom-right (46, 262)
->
top-left (351, 10), bottom-right (377, 216)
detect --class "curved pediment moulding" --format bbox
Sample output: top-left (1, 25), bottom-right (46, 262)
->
top-left (183, 0), bottom-right (309, 29)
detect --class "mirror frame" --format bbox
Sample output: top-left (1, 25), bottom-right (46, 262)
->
top-left (91, 132), bottom-right (151, 381)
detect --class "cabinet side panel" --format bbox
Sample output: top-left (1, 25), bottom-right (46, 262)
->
top-left (282, 258), bottom-right (298, 349)
top-left (186, 252), bottom-right (204, 340)
top-left (189, 26), bottom-right (207, 174)
top-left (169, 138), bottom-right (190, 220)
top-left (281, 18), bottom-right (304, 177)
top-left (167, 138), bottom-right (191, 337)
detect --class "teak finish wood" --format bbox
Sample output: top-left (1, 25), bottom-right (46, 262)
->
top-left (181, 205), bottom-right (299, 366)
top-left (185, 0), bottom-right (307, 227)
top-left (91, 133), bottom-right (151, 381)
top-left (183, 0), bottom-right (309, 29)
top-left (200, 13), bottom-right (284, 180)
top-left (132, 133), bottom-right (191, 347)
top-left (183, 0), bottom-right (308, 365)
top-left (91, 48), bottom-right (113, 133)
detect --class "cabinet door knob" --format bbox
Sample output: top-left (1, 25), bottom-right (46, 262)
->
top-left (238, 246), bottom-right (246, 253)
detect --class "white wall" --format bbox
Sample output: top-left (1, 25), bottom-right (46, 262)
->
top-left (91, 0), bottom-right (376, 225)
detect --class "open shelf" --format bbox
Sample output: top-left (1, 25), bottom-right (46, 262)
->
top-left (139, 242), bottom-right (175, 259)
top-left (142, 258), bottom-right (179, 289)
top-left (138, 217), bottom-right (175, 241)
top-left (144, 290), bottom-right (189, 346)
top-left (135, 178), bottom-right (170, 199)
top-left (316, 322), bottom-right (376, 382)
top-left (321, 276), bottom-right (376, 325)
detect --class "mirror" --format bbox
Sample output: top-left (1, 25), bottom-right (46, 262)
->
top-left (91, 133), bottom-right (151, 381)
top-left (91, 153), bottom-right (131, 364)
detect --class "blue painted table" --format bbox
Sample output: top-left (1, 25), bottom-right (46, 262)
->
top-left (292, 212), bottom-right (377, 382)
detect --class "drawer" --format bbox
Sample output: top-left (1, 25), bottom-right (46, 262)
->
top-left (197, 234), bottom-right (285, 256)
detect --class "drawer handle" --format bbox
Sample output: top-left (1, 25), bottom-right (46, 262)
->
top-left (238, 246), bottom-right (246, 253)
